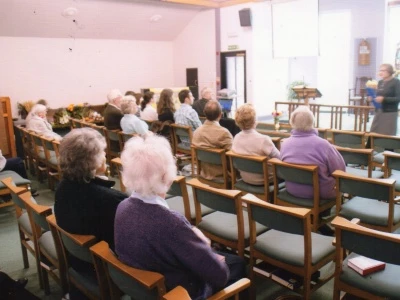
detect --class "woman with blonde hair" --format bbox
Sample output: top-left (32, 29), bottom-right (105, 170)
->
top-left (26, 104), bottom-right (62, 140)
top-left (232, 104), bottom-right (280, 184)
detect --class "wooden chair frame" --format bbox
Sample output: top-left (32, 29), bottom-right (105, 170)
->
top-left (187, 178), bottom-right (246, 257)
top-left (191, 146), bottom-right (230, 189)
top-left (226, 150), bottom-right (271, 202)
top-left (269, 158), bottom-right (335, 232)
top-left (28, 131), bottom-right (48, 182)
top-left (335, 146), bottom-right (377, 178)
top-left (370, 132), bottom-right (400, 169)
top-left (333, 170), bottom-right (398, 233)
top-left (383, 151), bottom-right (400, 196)
top-left (242, 194), bottom-right (335, 300)
top-left (328, 129), bottom-right (366, 148)
top-left (331, 216), bottom-right (400, 300)
top-left (46, 214), bottom-right (99, 300)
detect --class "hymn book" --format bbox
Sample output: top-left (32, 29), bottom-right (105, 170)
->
top-left (348, 256), bottom-right (386, 276)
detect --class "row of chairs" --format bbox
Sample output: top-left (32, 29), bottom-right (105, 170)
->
top-left (1, 177), bottom-right (250, 299)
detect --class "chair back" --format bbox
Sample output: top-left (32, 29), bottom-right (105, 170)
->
top-left (118, 132), bottom-right (136, 151)
top-left (242, 194), bottom-right (310, 237)
top-left (88, 123), bottom-right (106, 137)
top-left (269, 158), bottom-right (317, 186)
top-left (90, 241), bottom-right (166, 300)
top-left (384, 151), bottom-right (400, 172)
top-left (370, 133), bottom-right (400, 152)
top-left (329, 130), bottom-right (365, 148)
top-left (192, 147), bottom-right (229, 189)
top-left (170, 124), bottom-right (193, 154)
top-left (71, 118), bottom-right (83, 128)
top-left (333, 170), bottom-right (394, 201)
top-left (166, 176), bottom-right (191, 222)
top-left (1, 177), bottom-right (29, 211)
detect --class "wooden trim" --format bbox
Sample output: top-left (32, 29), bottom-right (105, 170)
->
top-left (0, 97), bottom-right (16, 157)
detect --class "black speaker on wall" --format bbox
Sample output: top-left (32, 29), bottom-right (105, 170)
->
top-left (239, 8), bottom-right (252, 27)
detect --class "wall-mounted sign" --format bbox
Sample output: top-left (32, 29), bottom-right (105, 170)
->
top-left (228, 45), bottom-right (239, 51)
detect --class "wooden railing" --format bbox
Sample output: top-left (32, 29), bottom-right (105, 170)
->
top-left (274, 102), bottom-right (374, 132)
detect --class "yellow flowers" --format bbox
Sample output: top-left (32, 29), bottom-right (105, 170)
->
top-left (366, 80), bottom-right (378, 89)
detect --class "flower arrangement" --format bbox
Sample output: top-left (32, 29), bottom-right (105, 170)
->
top-left (272, 110), bottom-right (283, 124)
top-left (17, 101), bottom-right (35, 119)
top-left (53, 108), bottom-right (70, 125)
top-left (66, 103), bottom-right (85, 119)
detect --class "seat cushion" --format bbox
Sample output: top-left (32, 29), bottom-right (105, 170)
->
top-left (340, 253), bottom-right (400, 299)
top-left (345, 167), bottom-right (384, 179)
top-left (198, 211), bottom-right (267, 242)
top-left (340, 197), bottom-right (400, 227)
top-left (68, 267), bottom-right (100, 298)
top-left (389, 171), bottom-right (400, 192)
top-left (0, 171), bottom-right (30, 189)
top-left (18, 212), bottom-right (33, 236)
top-left (234, 181), bottom-right (285, 195)
top-left (373, 152), bottom-right (385, 164)
top-left (277, 189), bottom-right (335, 208)
top-left (166, 196), bottom-right (214, 220)
top-left (254, 229), bottom-right (335, 267)
top-left (39, 231), bottom-right (57, 261)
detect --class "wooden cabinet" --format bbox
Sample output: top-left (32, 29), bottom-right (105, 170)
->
top-left (0, 97), bottom-right (16, 158)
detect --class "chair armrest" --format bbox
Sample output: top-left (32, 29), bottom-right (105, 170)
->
top-left (162, 286), bottom-right (191, 300)
top-left (208, 278), bottom-right (251, 300)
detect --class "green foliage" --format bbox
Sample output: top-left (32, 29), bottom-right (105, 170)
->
top-left (287, 80), bottom-right (307, 100)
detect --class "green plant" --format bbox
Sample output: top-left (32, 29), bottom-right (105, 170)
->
top-left (287, 80), bottom-right (307, 100)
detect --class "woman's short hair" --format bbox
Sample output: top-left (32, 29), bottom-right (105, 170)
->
top-left (120, 96), bottom-right (137, 114)
top-left (29, 104), bottom-right (47, 116)
top-left (157, 89), bottom-right (175, 114)
top-left (59, 128), bottom-right (107, 182)
top-left (235, 104), bottom-right (256, 130)
top-left (381, 63), bottom-right (395, 75)
top-left (290, 106), bottom-right (315, 131)
top-left (121, 135), bottom-right (176, 196)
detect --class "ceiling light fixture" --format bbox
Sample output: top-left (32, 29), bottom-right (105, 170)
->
top-left (150, 14), bottom-right (162, 22)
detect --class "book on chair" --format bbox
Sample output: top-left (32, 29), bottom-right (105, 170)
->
top-left (348, 256), bottom-right (386, 276)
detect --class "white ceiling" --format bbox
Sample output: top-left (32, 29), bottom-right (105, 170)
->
top-left (0, 0), bottom-right (207, 41)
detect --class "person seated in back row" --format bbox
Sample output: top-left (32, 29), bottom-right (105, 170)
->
top-left (192, 100), bottom-right (233, 181)
top-left (193, 87), bottom-right (213, 117)
top-left (232, 104), bottom-right (280, 185)
top-left (115, 135), bottom-right (246, 300)
top-left (120, 96), bottom-right (152, 137)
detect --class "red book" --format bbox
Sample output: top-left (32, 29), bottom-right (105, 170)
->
top-left (348, 256), bottom-right (386, 276)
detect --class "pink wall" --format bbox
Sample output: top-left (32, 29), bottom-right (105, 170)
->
top-left (173, 9), bottom-right (216, 95)
top-left (0, 37), bottom-right (174, 116)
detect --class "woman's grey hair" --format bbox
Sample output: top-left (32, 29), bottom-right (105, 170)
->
top-left (290, 106), bottom-right (315, 131)
top-left (121, 135), bottom-right (176, 197)
top-left (29, 104), bottom-right (47, 116)
top-left (120, 96), bottom-right (137, 115)
top-left (59, 128), bottom-right (107, 182)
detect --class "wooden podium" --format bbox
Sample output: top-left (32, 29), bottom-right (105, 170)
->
top-left (292, 86), bottom-right (322, 105)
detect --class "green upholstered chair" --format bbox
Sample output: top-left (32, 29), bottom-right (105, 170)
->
top-left (46, 214), bottom-right (100, 300)
top-left (90, 241), bottom-right (251, 300)
top-left (335, 146), bottom-right (384, 178)
top-left (191, 146), bottom-right (230, 189)
top-left (165, 175), bottom-right (213, 224)
top-left (384, 151), bottom-right (400, 196)
top-left (332, 216), bottom-right (400, 300)
top-left (269, 158), bottom-right (336, 232)
top-left (0, 170), bottom-right (31, 209)
top-left (117, 131), bottom-right (137, 152)
top-left (242, 193), bottom-right (335, 300)
top-left (29, 131), bottom-right (48, 182)
top-left (19, 192), bottom-right (68, 295)
top-left (40, 136), bottom-right (59, 190)
top-left (329, 129), bottom-right (366, 148)
top-left (333, 170), bottom-right (400, 233)
top-left (187, 178), bottom-right (267, 258)
top-left (370, 132), bottom-right (400, 170)
top-left (170, 124), bottom-right (193, 174)
top-left (226, 150), bottom-right (284, 202)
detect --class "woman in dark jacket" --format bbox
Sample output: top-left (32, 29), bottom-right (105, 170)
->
top-left (54, 128), bottom-right (126, 299)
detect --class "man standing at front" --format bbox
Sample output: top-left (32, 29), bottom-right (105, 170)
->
top-left (174, 89), bottom-right (202, 132)
top-left (192, 101), bottom-right (233, 180)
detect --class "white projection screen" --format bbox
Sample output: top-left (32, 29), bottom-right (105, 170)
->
top-left (272, 0), bottom-right (319, 58)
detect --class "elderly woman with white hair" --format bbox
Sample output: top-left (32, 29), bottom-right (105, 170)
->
top-left (115, 135), bottom-right (246, 300)
top-left (26, 104), bottom-right (62, 140)
top-left (280, 105), bottom-right (345, 199)
top-left (120, 96), bottom-right (151, 136)
top-left (54, 128), bottom-right (127, 293)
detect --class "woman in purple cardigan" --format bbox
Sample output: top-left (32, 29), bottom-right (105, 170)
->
top-left (280, 106), bottom-right (346, 199)
top-left (115, 136), bottom-right (245, 300)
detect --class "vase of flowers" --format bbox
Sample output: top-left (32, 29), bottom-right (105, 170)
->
top-left (67, 103), bottom-right (85, 119)
top-left (272, 110), bottom-right (283, 131)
